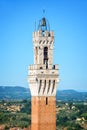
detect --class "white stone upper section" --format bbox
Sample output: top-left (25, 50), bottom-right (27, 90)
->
top-left (28, 26), bottom-right (59, 97)
top-left (33, 30), bottom-right (54, 65)
top-left (28, 64), bottom-right (59, 96)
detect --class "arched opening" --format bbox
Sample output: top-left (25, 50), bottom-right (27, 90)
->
top-left (44, 47), bottom-right (48, 68)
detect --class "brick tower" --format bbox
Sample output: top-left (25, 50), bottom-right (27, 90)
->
top-left (28, 17), bottom-right (59, 130)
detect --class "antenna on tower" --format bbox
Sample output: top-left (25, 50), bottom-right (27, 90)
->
top-left (43, 9), bottom-right (45, 17)
top-left (35, 20), bottom-right (36, 31)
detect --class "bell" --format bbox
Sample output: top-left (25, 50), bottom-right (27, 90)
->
top-left (41, 18), bottom-right (46, 26)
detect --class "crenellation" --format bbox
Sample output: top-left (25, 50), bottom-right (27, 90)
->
top-left (33, 30), bottom-right (54, 38)
top-left (29, 64), bottom-right (58, 70)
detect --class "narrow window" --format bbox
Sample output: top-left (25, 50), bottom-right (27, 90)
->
top-left (46, 97), bottom-right (48, 105)
top-left (44, 47), bottom-right (48, 65)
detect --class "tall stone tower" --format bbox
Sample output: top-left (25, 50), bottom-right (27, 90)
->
top-left (28, 17), bottom-right (59, 130)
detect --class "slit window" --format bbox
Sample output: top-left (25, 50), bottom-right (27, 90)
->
top-left (46, 97), bottom-right (48, 105)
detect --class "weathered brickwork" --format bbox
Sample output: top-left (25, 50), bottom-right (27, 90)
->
top-left (31, 97), bottom-right (56, 130)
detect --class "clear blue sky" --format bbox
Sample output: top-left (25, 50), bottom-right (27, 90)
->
top-left (0, 0), bottom-right (87, 91)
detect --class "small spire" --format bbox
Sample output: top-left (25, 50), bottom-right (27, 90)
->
top-left (35, 20), bottom-right (36, 31)
top-left (43, 9), bottom-right (45, 17)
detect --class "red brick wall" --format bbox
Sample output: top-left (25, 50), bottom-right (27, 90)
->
top-left (31, 96), bottom-right (56, 130)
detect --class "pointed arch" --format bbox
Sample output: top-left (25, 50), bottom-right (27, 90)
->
top-left (44, 47), bottom-right (48, 64)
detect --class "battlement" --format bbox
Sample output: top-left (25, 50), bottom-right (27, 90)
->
top-left (28, 64), bottom-right (58, 70)
top-left (33, 30), bottom-right (54, 38)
